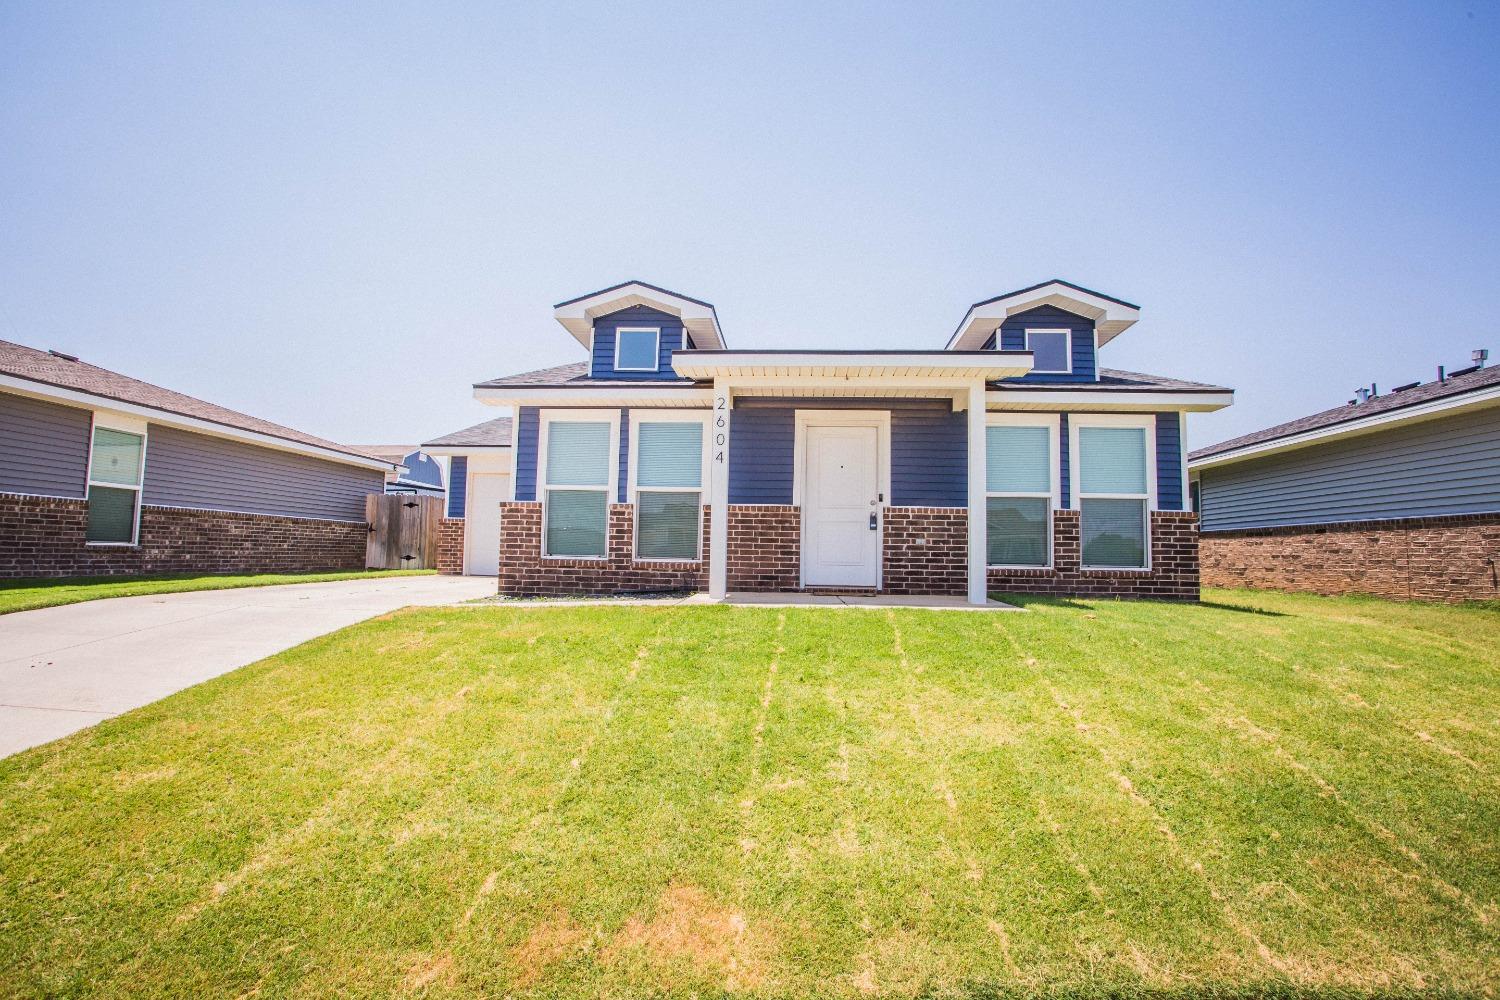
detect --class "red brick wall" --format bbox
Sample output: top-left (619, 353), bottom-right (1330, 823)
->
top-left (495, 501), bottom-right (709, 597)
top-left (988, 510), bottom-right (1200, 600)
top-left (726, 505), bottom-right (801, 591)
top-left (0, 492), bottom-right (366, 578)
top-left (883, 506), bottom-right (967, 595)
top-left (436, 517), bottom-right (465, 575)
top-left (1201, 512), bottom-right (1500, 603)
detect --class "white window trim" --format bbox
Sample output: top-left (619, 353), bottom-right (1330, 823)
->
top-left (628, 409), bottom-right (710, 562)
top-left (1025, 328), bottom-right (1073, 374)
top-left (84, 411), bottom-right (149, 547)
top-left (613, 327), bottom-right (662, 372)
top-left (537, 408), bottom-right (620, 560)
top-left (984, 412), bottom-right (1060, 569)
top-left (1069, 412), bottom-right (1156, 571)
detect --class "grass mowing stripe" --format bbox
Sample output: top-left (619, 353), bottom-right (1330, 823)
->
top-left (1097, 601), bottom-right (1500, 913)
top-left (1023, 601), bottom-right (1484, 988)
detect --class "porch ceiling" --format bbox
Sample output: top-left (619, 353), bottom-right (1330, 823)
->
top-left (671, 350), bottom-right (1033, 381)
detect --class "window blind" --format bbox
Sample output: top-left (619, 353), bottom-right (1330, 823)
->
top-left (1078, 426), bottom-right (1147, 495)
top-left (545, 421), bottom-right (610, 486)
top-left (986, 496), bottom-right (1048, 566)
top-left (635, 491), bottom-right (700, 559)
top-left (636, 422), bottom-right (702, 488)
top-left (86, 485), bottom-right (137, 543)
top-left (90, 427), bottom-right (143, 486)
top-left (1081, 498), bottom-right (1146, 567)
top-left (545, 489), bottom-right (608, 556)
top-left (986, 425), bottom-right (1050, 493)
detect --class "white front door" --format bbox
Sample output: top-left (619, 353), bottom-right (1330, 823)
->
top-left (465, 472), bottom-right (510, 576)
top-left (802, 424), bottom-right (881, 587)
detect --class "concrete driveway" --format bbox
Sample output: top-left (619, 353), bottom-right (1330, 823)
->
top-left (0, 574), bottom-right (496, 758)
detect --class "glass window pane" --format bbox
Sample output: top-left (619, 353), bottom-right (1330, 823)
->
top-left (1028, 331), bottom-right (1070, 372)
top-left (987, 496), bottom-right (1048, 566)
top-left (636, 491), bottom-right (701, 559)
top-left (90, 427), bottom-right (144, 485)
top-left (1079, 426), bottom-right (1147, 494)
top-left (87, 485), bottom-right (137, 543)
top-left (1082, 498), bottom-right (1146, 568)
top-left (637, 422), bottom-right (702, 488)
top-left (986, 425), bottom-right (1050, 493)
top-left (615, 330), bottom-right (659, 370)
top-left (545, 489), bottom-right (608, 556)
top-left (545, 421), bottom-right (611, 486)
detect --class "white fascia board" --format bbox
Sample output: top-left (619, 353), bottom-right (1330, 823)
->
top-left (672, 352), bottom-right (1033, 380)
top-left (473, 385), bottom-right (714, 407)
top-left (1188, 384), bottom-right (1500, 471)
top-left (0, 374), bottom-right (394, 472)
top-left (986, 388), bottom-right (1233, 412)
top-left (554, 283), bottom-right (724, 350)
top-left (948, 283), bottom-right (1140, 351)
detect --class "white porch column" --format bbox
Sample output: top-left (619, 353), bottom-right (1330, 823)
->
top-left (709, 377), bottom-right (731, 600)
top-left (966, 380), bottom-right (987, 605)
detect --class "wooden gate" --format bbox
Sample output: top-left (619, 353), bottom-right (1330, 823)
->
top-left (365, 494), bottom-right (443, 569)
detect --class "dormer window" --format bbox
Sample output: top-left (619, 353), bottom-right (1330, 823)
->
top-left (1025, 329), bottom-right (1071, 374)
top-left (614, 328), bottom-right (661, 372)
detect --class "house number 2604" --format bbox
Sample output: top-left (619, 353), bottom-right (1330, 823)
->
top-left (714, 395), bottom-right (728, 463)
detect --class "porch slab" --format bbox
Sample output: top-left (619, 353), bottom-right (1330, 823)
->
top-left (725, 591), bottom-right (1020, 611)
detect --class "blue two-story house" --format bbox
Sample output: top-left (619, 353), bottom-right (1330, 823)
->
top-left (460, 280), bottom-right (1232, 603)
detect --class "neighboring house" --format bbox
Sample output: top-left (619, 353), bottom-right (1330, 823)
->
top-left (456, 280), bottom-right (1232, 602)
top-left (0, 340), bottom-right (392, 578)
top-left (1190, 360), bottom-right (1500, 602)
top-left (419, 416), bottom-right (514, 576)
top-left (353, 445), bottom-right (447, 498)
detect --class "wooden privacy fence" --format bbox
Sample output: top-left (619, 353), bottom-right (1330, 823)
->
top-left (365, 494), bottom-right (442, 569)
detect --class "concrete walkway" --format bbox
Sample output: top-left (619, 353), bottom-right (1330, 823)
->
top-left (479, 591), bottom-right (1020, 611)
top-left (0, 574), bottom-right (496, 758)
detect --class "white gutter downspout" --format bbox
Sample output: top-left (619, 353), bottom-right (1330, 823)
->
top-left (966, 380), bottom-right (988, 605)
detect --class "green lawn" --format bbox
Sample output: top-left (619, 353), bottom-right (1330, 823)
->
top-left (0, 569), bottom-right (437, 615)
top-left (1, 590), bottom-right (1496, 998)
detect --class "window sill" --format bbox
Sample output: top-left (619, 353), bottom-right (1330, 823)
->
top-left (85, 541), bottom-right (138, 548)
top-left (988, 563), bottom-right (1051, 571)
top-left (541, 554), bottom-right (608, 562)
top-left (1080, 567), bottom-right (1152, 574)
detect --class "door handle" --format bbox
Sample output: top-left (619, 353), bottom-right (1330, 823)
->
top-left (869, 513), bottom-right (878, 530)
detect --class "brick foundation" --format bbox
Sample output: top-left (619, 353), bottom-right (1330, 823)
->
top-left (436, 517), bottom-right (465, 575)
top-left (726, 505), bottom-right (801, 591)
top-left (987, 510), bottom-right (1200, 600)
top-left (0, 492), bottom-right (366, 578)
top-left (496, 501), bottom-right (709, 597)
top-left (1201, 512), bottom-right (1500, 603)
top-left (883, 506), bottom-right (967, 595)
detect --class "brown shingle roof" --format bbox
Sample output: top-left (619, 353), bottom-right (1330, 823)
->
top-left (1191, 364), bottom-right (1500, 461)
top-left (422, 416), bottom-right (514, 448)
top-left (474, 361), bottom-right (698, 389)
top-left (0, 339), bottom-right (385, 464)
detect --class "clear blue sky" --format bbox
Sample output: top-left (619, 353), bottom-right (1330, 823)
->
top-left (3, 2), bottom-right (1496, 450)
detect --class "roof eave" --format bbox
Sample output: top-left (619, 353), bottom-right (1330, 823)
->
top-left (947, 281), bottom-right (1141, 351)
top-left (553, 281), bottom-right (725, 350)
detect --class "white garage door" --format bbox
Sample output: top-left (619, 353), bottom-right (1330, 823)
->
top-left (465, 472), bottom-right (510, 576)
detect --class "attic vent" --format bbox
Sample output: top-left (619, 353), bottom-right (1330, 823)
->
top-left (48, 349), bottom-right (79, 362)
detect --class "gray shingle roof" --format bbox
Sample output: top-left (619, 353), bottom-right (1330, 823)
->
top-left (0, 339), bottom-right (385, 464)
top-left (474, 361), bottom-right (697, 388)
top-left (1190, 364), bottom-right (1500, 461)
top-left (422, 415), bottom-right (514, 448)
top-left (995, 369), bottom-right (1230, 392)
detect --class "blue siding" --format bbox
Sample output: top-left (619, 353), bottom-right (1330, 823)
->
top-left (891, 406), bottom-right (965, 506)
top-left (729, 407), bottom-right (795, 504)
top-left (988, 305), bottom-right (1097, 383)
top-left (0, 390), bottom-right (91, 498)
top-left (1198, 406), bottom-right (1500, 531)
top-left (514, 407), bottom-right (540, 501)
top-left (589, 306), bottom-right (688, 380)
top-left (1155, 412), bottom-right (1184, 511)
top-left (728, 399), bottom-right (966, 507)
top-left (447, 456), bottom-right (468, 517)
top-left (1059, 413), bottom-right (1071, 508)
top-left (617, 409), bottom-right (630, 502)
